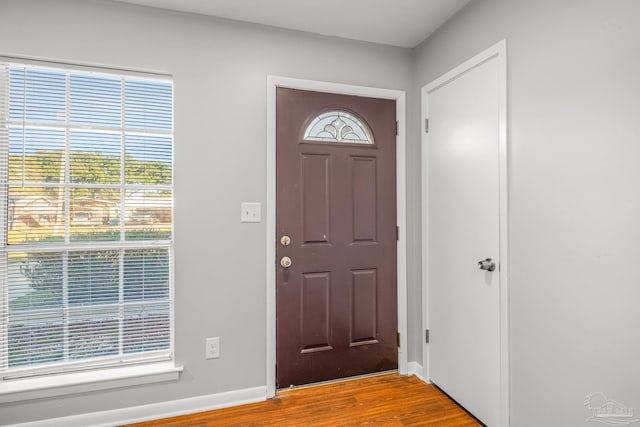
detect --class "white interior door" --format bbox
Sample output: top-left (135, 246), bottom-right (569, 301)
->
top-left (424, 46), bottom-right (506, 427)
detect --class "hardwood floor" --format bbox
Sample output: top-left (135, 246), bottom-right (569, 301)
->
top-left (125, 373), bottom-right (481, 427)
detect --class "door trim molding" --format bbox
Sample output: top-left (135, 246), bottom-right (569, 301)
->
top-left (421, 39), bottom-right (510, 427)
top-left (266, 76), bottom-right (407, 397)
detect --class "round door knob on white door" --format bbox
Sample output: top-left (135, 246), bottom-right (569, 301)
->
top-left (478, 258), bottom-right (496, 272)
top-left (280, 256), bottom-right (292, 268)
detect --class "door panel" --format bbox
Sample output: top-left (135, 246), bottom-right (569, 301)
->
top-left (301, 154), bottom-right (330, 244)
top-left (427, 56), bottom-right (501, 426)
top-left (276, 88), bottom-right (397, 387)
top-left (300, 272), bottom-right (332, 352)
top-left (350, 157), bottom-right (377, 242)
top-left (350, 269), bottom-right (378, 345)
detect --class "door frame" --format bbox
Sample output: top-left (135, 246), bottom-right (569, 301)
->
top-left (421, 40), bottom-right (510, 426)
top-left (266, 76), bottom-right (407, 397)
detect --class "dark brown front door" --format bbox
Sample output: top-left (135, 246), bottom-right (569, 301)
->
top-left (276, 88), bottom-right (397, 387)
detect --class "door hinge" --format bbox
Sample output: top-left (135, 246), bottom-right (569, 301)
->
top-left (424, 118), bottom-right (430, 133)
top-left (396, 226), bottom-right (399, 241)
top-left (395, 121), bottom-right (398, 136)
top-left (425, 329), bottom-right (430, 344)
top-left (397, 332), bottom-right (401, 347)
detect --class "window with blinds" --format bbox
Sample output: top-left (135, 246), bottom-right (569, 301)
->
top-left (0, 60), bottom-right (174, 379)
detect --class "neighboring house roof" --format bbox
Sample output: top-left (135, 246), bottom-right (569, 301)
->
top-left (12, 195), bottom-right (54, 209)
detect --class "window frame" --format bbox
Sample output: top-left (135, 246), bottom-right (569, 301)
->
top-left (0, 57), bottom-right (176, 387)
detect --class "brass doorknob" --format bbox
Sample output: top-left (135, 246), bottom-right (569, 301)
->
top-left (280, 256), bottom-right (292, 268)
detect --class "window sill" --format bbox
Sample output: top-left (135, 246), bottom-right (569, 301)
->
top-left (0, 362), bottom-right (183, 403)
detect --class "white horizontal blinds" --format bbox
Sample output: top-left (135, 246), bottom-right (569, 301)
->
top-left (69, 128), bottom-right (121, 243)
top-left (0, 63), bottom-right (10, 375)
top-left (125, 79), bottom-right (172, 131)
top-left (70, 73), bottom-right (121, 127)
top-left (123, 248), bottom-right (171, 353)
top-left (0, 61), bottom-right (173, 378)
top-left (7, 252), bottom-right (64, 367)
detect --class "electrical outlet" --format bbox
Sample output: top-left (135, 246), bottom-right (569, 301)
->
top-left (206, 337), bottom-right (220, 359)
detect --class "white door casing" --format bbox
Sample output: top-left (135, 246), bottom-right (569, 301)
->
top-left (421, 41), bottom-right (509, 427)
top-left (266, 76), bottom-right (408, 397)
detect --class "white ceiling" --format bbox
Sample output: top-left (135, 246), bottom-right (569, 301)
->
top-left (111, 0), bottom-right (472, 48)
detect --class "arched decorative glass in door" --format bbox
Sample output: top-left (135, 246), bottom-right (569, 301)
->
top-left (303, 111), bottom-right (374, 144)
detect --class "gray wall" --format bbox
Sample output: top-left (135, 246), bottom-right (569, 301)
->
top-left (0, 0), bottom-right (418, 424)
top-left (415, 0), bottom-right (640, 425)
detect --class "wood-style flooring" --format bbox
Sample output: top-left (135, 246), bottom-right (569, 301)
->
top-left (125, 373), bottom-right (481, 426)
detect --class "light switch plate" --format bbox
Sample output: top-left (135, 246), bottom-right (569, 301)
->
top-left (240, 202), bottom-right (261, 223)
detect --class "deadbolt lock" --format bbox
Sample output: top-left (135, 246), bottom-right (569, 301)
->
top-left (280, 235), bottom-right (291, 246)
top-left (280, 256), bottom-right (292, 268)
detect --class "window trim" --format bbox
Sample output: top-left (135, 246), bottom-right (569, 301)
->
top-left (0, 55), bottom-right (171, 81)
top-left (0, 361), bottom-right (183, 403)
top-left (0, 57), bottom-right (177, 387)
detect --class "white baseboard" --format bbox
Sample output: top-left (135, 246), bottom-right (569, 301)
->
top-left (6, 385), bottom-right (268, 427)
top-left (408, 361), bottom-right (427, 382)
